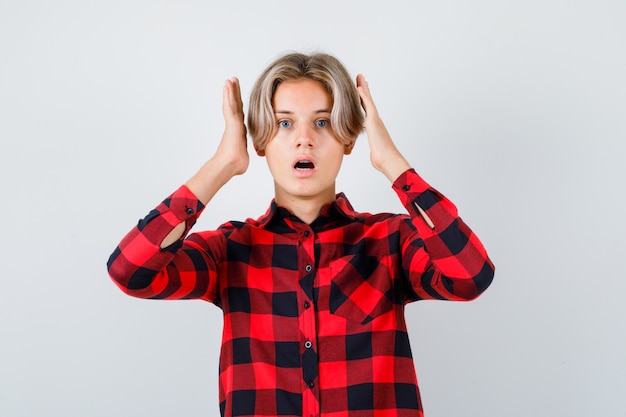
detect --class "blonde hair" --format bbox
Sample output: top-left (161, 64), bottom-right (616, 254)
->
top-left (248, 52), bottom-right (364, 156)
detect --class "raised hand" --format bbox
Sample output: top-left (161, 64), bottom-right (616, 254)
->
top-left (214, 77), bottom-right (249, 177)
top-left (160, 78), bottom-right (249, 247)
top-left (356, 74), bottom-right (410, 182)
top-left (183, 77), bottom-right (249, 206)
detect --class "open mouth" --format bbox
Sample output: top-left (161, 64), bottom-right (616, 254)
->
top-left (294, 160), bottom-right (315, 170)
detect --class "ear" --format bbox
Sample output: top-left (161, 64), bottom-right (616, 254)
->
top-left (254, 144), bottom-right (265, 156)
top-left (344, 142), bottom-right (354, 155)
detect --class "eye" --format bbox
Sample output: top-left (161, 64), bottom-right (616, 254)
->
top-left (316, 119), bottom-right (329, 128)
top-left (278, 120), bottom-right (292, 128)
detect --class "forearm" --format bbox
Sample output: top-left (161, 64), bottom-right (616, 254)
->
top-left (160, 155), bottom-right (241, 248)
top-left (393, 169), bottom-right (494, 300)
top-left (185, 152), bottom-right (246, 205)
top-left (107, 185), bottom-right (206, 297)
top-left (376, 149), bottom-right (412, 184)
top-left (108, 76), bottom-right (246, 298)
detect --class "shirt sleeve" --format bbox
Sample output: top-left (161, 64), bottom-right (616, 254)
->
top-left (106, 185), bottom-right (222, 302)
top-left (392, 169), bottom-right (495, 302)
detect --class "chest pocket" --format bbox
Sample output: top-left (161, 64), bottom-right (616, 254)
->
top-left (329, 254), bottom-right (394, 325)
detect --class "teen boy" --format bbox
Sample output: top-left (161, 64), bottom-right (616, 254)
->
top-left (107, 52), bottom-right (494, 417)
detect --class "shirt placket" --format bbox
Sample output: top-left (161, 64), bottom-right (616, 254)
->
top-left (297, 226), bottom-right (320, 417)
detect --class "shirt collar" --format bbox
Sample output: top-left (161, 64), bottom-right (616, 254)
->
top-left (256, 192), bottom-right (357, 231)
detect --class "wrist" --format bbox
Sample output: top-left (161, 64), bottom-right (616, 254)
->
top-left (378, 154), bottom-right (411, 183)
top-left (372, 148), bottom-right (411, 182)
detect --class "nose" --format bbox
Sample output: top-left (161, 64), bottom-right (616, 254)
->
top-left (295, 124), bottom-right (315, 148)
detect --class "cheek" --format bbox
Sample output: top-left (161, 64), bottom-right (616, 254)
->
top-left (264, 149), bottom-right (288, 176)
top-left (326, 151), bottom-right (345, 172)
top-left (329, 141), bottom-right (347, 160)
top-left (264, 154), bottom-right (278, 173)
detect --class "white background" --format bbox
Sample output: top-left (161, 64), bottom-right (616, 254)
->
top-left (1, 1), bottom-right (625, 416)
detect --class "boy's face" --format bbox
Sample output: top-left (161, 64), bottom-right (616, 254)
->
top-left (265, 79), bottom-right (346, 208)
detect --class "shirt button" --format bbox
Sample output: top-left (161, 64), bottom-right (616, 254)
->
top-left (305, 264), bottom-right (312, 273)
top-left (307, 381), bottom-right (314, 388)
top-left (304, 230), bottom-right (310, 238)
top-left (402, 185), bottom-right (411, 191)
top-left (305, 340), bottom-right (312, 349)
top-left (185, 207), bottom-right (194, 215)
top-left (304, 301), bottom-right (311, 309)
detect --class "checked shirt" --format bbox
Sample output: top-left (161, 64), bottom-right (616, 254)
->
top-left (107, 168), bottom-right (494, 417)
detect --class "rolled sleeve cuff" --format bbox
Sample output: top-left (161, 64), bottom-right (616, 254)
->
top-left (164, 185), bottom-right (206, 223)
top-left (392, 168), bottom-right (458, 232)
top-left (138, 185), bottom-right (205, 251)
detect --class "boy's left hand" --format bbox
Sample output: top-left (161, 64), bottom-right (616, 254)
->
top-left (356, 74), bottom-right (411, 182)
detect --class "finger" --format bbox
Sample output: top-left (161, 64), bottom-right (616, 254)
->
top-left (356, 73), bottom-right (368, 90)
top-left (356, 74), bottom-right (377, 115)
top-left (222, 80), bottom-right (231, 115)
top-left (356, 74), bottom-right (367, 112)
top-left (231, 76), bottom-right (243, 110)
top-left (223, 78), bottom-right (242, 117)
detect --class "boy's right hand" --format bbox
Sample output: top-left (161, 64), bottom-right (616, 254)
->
top-left (213, 77), bottom-right (249, 177)
top-left (183, 77), bottom-right (249, 206)
top-left (162, 77), bottom-right (250, 247)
